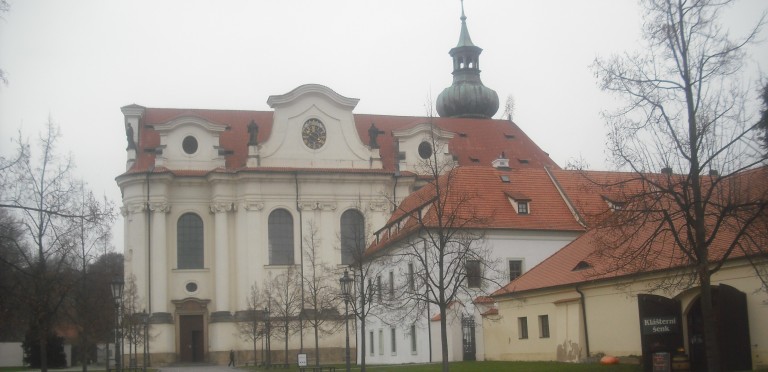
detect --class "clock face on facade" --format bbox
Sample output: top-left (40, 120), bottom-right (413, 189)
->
top-left (302, 118), bottom-right (327, 149)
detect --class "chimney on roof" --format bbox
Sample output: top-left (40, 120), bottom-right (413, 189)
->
top-left (661, 167), bottom-right (673, 175)
top-left (491, 152), bottom-right (510, 169)
top-left (709, 169), bottom-right (719, 177)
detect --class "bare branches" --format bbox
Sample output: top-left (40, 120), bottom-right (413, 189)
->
top-left (590, 2), bottom-right (766, 369)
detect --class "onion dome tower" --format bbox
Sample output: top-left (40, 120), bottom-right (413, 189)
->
top-left (436, 1), bottom-right (499, 119)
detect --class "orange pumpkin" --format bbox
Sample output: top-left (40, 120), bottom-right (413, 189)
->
top-left (600, 356), bottom-right (620, 365)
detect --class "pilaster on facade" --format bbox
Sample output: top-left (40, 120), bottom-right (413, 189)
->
top-left (211, 200), bottom-right (234, 314)
top-left (150, 200), bottom-right (170, 314)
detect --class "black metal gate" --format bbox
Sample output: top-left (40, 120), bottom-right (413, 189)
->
top-left (461, 315), bottom-right (476, 361)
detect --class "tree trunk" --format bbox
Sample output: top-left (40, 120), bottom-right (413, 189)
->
top-left (439, 304), bottom-right (449, 372)
top-left (698, 268), bottom-right (721, 371)
top-left (314, 323), bottom-right (320, 366)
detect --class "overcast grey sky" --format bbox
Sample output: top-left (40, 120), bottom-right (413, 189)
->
top-left (1, 0), bottom-right (766, 252)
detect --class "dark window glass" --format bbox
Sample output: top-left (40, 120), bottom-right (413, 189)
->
top-left (340, 210), bottom-right (365, 265)
top-left (466, 260), bottom-right (481, 288)
top-left (177, 213), bottom-right (204, 269)
top-left (185, 282), bottom-right (198, 293)
top-left (407, 263), bottom-right (415, 291)
top-left (268, 209), bottom-right (294, 265)
top-left (418, 141), bottom-right (433, 159)
top-left (519, 317), bottom-right (528, 339)
top-left (518, 201), bottom-right (529, 214)
top-left (539, 315), bottom-right (550, 338)
top-left (509, 260), bottom-right (523, 282)
top-left (182, 136), bottom-right (198, 154)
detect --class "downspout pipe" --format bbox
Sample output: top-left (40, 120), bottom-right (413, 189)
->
top-left (295, 172), bottom-right (305, 352)
top-left (575, 286), bottom-right (590, 358)
top-left (146, 165), bottom-right (154, 315)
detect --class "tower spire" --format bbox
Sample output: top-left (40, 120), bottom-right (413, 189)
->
top-left (436, 1), bottom-right (499, 119)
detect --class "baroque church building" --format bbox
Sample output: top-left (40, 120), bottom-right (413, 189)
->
top-left (117, 5), bottom-right (559, 365)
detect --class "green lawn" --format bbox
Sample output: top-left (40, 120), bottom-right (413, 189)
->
top-left (243, 361), bottom-right (641, 372)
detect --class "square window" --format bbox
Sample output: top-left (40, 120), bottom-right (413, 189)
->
top-left (466, 260), bottom-right (481, 288)
top-left (539, 315), bottom-right (550, 338)
top-left (517, 201), bottom-right (529, 215)
top-left (518, 317), bottom-right (528, 339)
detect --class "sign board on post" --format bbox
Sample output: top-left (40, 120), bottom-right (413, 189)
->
top-left (652, 352), bottom-right (671, 372)
top-left (297, 353), bottom-right (307, 367)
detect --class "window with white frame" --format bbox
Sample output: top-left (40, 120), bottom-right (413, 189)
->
top-left (377, 276), bottom-right (382, 302)
top-left (388, 271), bottom-right (394, 299)
top-left (517, 201), bottom-right (529, 214)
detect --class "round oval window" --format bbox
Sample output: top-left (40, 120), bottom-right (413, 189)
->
top-left (185, 282), bottom-right (198, 293)
top-left (418, 141), bottom-right (433, 159)
top-left (182, 136), bottom-right (198, 154)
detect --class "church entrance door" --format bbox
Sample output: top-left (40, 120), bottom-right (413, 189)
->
top-left (180, 315), bottom-right (205, 363)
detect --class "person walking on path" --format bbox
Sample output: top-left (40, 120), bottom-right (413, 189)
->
top-left (228, 350), bottom-right (235, 367)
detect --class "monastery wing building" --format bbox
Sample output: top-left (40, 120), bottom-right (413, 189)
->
top-left (116, 4), bottom-right (560, 365)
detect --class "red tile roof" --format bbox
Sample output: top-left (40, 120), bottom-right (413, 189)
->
top-left (124, 107), bottom-right (559, 175)
top-left (366, 166), bottom-right (586, 256)
top-left (492, 166), bottom-right (768, 297)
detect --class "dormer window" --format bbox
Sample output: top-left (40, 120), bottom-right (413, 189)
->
top-left (505, 191), bottom-right (531, 215)
top-left (603, 196), bottom-right (626, 211)
top-left (517, 201), bottom-right (529, 215)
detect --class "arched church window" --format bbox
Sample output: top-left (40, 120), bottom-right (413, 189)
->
top-left (177, 213), bottom-right (204, 269)
top-left (340, 209), bottom-right (365, 265)
top-left (269, 209), bottom-right (294, 265)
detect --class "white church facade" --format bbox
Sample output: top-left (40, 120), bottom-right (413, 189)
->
top-left (116, 4), bottom-right (573, 366)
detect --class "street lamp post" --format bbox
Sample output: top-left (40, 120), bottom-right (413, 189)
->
top-left (140, 310), bottom-right (149, 372)
top-left (339, 270), bottom-right (353, 372)
top-left (110, 276), bottom-right (124, 372)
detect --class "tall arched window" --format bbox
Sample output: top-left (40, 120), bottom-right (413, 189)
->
top-left (269, 209), bottom-right (294, 265)
top-left (340, 209), bottom-right (365, 265)
top-left (177, 213), bottom-right (204, 269)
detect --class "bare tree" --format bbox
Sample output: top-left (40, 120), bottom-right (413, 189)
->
top-left (343, 206), bottom-right (388, 372)
top-left (236, 283), bottom-right (266, 366)
top-left (498, 94), bottom-right (515, 121)
top-left (758, 79), bottom-right (768, 152)
top-left (0, 119), bottom-right (114, 371)
top-left (592, 1), bottom-right (767, 370)
top-left (377, 125), bottom-right (496, 372)
top-left (0, 209), bottom-right (27, 341)
top-left (68, 189), bottom-right (116, 371)
top-left (0, 0), bottom-right (9, 85)
top-left (301, 221), bottom-right (342, 365)
top-left (265, 266), bottom-right (302, 366)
